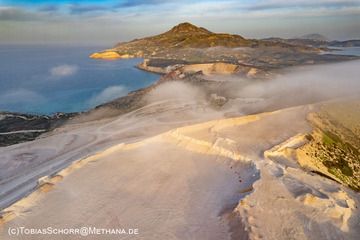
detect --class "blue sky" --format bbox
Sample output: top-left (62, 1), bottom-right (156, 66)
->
top-left (0, 0), bottom-right (359, 44)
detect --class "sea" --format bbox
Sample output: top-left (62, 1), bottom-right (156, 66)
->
top-left (0, 45), bottom-right (159, 115)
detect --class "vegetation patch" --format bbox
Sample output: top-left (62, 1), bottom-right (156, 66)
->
top-left (300, 118), bottom-right (360, 192)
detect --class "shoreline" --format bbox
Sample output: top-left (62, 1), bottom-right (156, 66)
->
top-left (2, 48), bottom-right (360, 118)
top-left (1, 54), bottom-right (360, 147)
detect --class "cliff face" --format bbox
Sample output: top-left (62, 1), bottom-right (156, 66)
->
top-left (181, 62), bottom-right (240, 75)
top-left (137, 60), bottom-right (244, 75)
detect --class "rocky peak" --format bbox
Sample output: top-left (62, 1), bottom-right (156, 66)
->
top-left (167, 22), bottom-right (212, 35)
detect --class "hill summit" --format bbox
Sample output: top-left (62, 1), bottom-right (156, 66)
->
top-left (166, 22), bottom-right (212, 35)
top-left (90, 22), bottom-right (253, 59)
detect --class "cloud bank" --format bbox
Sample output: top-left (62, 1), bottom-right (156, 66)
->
top-left (217, 60), bottom-right (360, 114)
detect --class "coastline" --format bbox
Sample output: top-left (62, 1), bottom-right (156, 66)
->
top-left (1, 51), bottom-right (359, 147)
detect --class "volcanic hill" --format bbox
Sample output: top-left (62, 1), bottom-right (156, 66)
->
top-left (90, 22), bottom-right (312, 60)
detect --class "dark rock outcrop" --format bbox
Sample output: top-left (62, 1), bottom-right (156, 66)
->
top-left (0, 112), bottom-right (76, 147)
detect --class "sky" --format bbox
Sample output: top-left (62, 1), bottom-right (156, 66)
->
top-left (0, 0), bottom-right (359, 45)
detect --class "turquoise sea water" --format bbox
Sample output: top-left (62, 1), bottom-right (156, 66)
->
top-left (0, 45), bottom-right (159, 115)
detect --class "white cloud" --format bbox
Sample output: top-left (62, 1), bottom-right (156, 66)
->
top-left (0, 89), bottom-right (45, 104)
top-left (50, 64), bottom-right (78, 77)
top-left (88, 85), bottom-right (128, 107)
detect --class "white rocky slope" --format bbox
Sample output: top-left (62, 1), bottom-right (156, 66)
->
top-left (1, 102), bottom-right (359, 239)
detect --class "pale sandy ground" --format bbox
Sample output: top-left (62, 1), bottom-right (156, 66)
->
top-left (1, 61), bottom-right (360, 239)
top-left (1, 102), bottom-right (359, 239)
top-left (0, 100), bottom-right (223, 210)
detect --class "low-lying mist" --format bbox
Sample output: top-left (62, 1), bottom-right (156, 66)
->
top-left (219, 60), bottom-right (360, 114)
top-left (76, 60), bottom-right (360, 124)
top-left (145, 60), bottom-right (360, 117)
